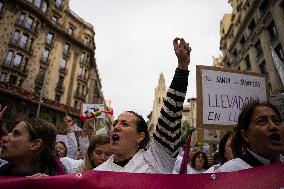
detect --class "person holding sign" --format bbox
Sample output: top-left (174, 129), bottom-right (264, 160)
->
top-left (218, 101), bottom-right (284, 172)
top-left (95, 37), bottom-right (191, 173)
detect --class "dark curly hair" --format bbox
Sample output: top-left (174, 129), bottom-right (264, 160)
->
top-left (190, 151), bottom-right (209, 169)
top-left (231, 101), bottom-right (281, 158)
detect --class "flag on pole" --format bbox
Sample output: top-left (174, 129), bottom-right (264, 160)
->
top-left (270, 45), bottom-right (284, 86)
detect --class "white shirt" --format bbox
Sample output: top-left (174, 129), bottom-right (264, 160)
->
top-left (60, 157), bottom-right (84, 173)
top-left (95, 139), bottom-right (176, 174)
top-left (216, 158), bottom-right (252, 172)
top-left (217, 151), bottom-right (284, 173)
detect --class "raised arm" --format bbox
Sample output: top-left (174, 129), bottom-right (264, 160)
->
top-left (153, 37), bottom-right (191, 158)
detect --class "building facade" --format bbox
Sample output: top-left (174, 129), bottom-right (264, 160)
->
top-left (220, 0), bottom-right (284, 94)
top-left (148, 73), bottom-right (166, 135)
top-left (0, 0), bottom-right (109, 131)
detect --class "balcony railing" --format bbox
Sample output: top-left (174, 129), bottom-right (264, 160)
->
top-left (9, 40), bottom-right (33, 56)
top-left (1, 60), bottom-right (27, 77)
top-left (55, 85), bottom-right (64, 94)
top-left (74, 90), bottom-right (86, 101)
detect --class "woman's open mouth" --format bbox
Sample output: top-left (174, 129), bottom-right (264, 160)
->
top-left (112, 134), bottom-right (120, 143)
top-left (269, 133), bottom-right (281, 144)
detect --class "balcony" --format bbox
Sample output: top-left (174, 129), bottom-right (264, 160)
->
top-left (9, 40), bottom-right (33, 56)
top-left (74, 90), bottom-right (86, 102)
top-left (1, 60), bottom-right (27, 77)
top-left (63, 50), bottom-right (71, 58)
top-left (77, 74), bottom-right (88, 85)
top-left (55, 85), bottom-right (64, 94)
top-left (16, 21), bottom-right (38, 37)
top-left (35, 74), bottom-right (44, 86)
top-left (45, 39), bottom-right (54, 48)
top-left (17, 0), bottom-right (94, 53)
top-left (59, 67), bottom-right (68, 75)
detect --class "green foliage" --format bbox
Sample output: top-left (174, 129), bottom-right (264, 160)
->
top-left (39, 112), bottom-right (52, 123)
top-left (180, 121), bottom-right (196, 146)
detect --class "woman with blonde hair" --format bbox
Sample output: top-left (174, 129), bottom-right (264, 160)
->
top-left (84, 134), bottom-right (111, 170)
top-left (60, 134), bottom-right (111, 172)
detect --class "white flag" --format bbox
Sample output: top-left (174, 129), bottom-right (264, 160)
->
top-left (270, 45), bottom-right (284, 86)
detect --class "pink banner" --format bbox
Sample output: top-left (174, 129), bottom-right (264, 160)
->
top-left (0, 163), bottom-right (283, 189)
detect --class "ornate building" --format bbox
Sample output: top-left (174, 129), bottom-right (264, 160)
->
top-left (147, 73), bottom-right (197, 144)
top-left (148, 73), bottom-right (166, 135)
top-left (220, 0), bottom-right (284, 94)
top-left (0, 0), bottom-right (110, 131)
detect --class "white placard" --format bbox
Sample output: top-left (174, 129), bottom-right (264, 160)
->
top-left (82, 104), bottom-right (105, 119)
top-left (203, 129), bottom-right (220, 141)
top-left (201, 69), bottom-right (267, 125)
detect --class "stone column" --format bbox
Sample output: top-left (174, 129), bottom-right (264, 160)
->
top-left (258, 25), bottom-right (284, 94)
top-left (248, 44), bottom-right (261, 73)
top-left (270, 1), bottom-right (284, 51)
top-left (240, 59), bottom-right (247, 71)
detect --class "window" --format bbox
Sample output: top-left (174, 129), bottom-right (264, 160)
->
top-left (67, 27), bottom-right (73, 35)
top-left (60, 58), bottom-right (67, 70)
top-left (245, 56), bottom-right (251, 70)
top-left (37, 67), bottom-right (46, 82)
top-left (55, 94), bottom-right (61, 103)
top-left (24, 17), bottom-right (34, 30)
top-left (248, 19), bottom-right (256, 31)
top-left (63, 43), bottom-right (70, 55)
top-left (74, 100), bottom-right (78, 108)
top-left (0, 1), bottom-right (3, 13)
top-left (76, 84), bottom-right (80, 93)
top-left (5, 51), bottom-right (14, 67)
top-left (57, 76), bottom-right (64, 89)
top-left (14, 54), bottom-right (23, 67)
top-left (26, 38), bottom-right (33, 51)
top-left (82, 85), bottom-right (85, 95)
top-left (259, 61), bottom-right (268, 74)
top-left (275, 44), bottom-right (284, 61)
top-left (255, 40), bottom-right (262, 57)
top-left (18, 14), bottom-right (36, 32)
top-left (83, 37), bottom-right (88, 45)
top-left (18, 13), bottom-right (25, 25)
top-left (11, 30), bottom-right (20, 45)
top-left (41, 1), bottom-right (48, 12)
top-left (19, 34), bottom-right (28, 48)
top-left (268, 21), bottom-right (278, 40)
top-left (51, 16), bottom-right (58, 24)
top-left (9, 75), bottom-right (18, 85)
top-left (34, 0), bottom-right (41, 8)
top-left (80, 52), bottom-right (85, 63)
top-left (4, 51), bottom-right (24, 68)
top-left (46, 32), bottom-right (54, 45)
top-left (42, 49), bottom-right (49, 63)
top-left (55, 0), bottom-right (62, 8)
top-left (0, 72), bottom-right (7, 82)
top-left (78, 66), bottom-right (83, 78)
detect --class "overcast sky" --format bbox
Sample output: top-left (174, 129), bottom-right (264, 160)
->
top-left (69, 0), bottom-right (232, 119)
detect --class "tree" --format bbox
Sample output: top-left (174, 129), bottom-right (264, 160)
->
top-left (180, 121), bottom-right (196, 147)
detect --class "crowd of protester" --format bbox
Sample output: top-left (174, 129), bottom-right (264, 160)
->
top-left (0, 38), bottom-right (283, 179)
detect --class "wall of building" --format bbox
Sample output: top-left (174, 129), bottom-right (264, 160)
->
top-left (0, 0), bottom-right (106, 130)
top-left (220, 0), bottom-right (284, 94)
